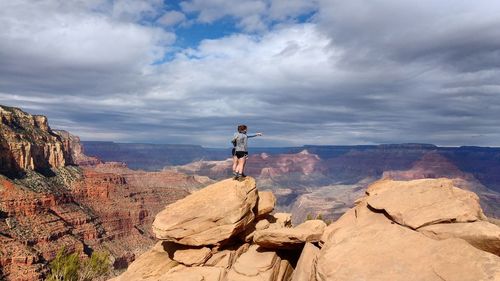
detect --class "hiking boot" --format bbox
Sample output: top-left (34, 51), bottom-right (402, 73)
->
top-left (233, 173), bottom-right (240, 180)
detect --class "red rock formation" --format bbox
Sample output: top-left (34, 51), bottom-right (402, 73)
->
top-left (0, 175), bottom-right (91, 280)
top-left (53, 130), bottom-right (102, 166)
top-left (0, 105), bottom-right (204, 280)
top-left (170, 150), bottom-right (329, 188)
top-left (0, 106), bottom-right (69, 176)
top-left (383, 152), bottom-right (471, 180)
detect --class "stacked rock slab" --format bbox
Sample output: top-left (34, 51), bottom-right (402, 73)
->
top-left (253, 220), bottom-right (326, 248)
top-left (113, 177), bottom-right (300, 281)
top-left (113, 177), bottom-right (500, 281)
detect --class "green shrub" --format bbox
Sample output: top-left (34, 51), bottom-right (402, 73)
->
top-left (78, 251), bottom-right (110, 281)
top-left (46, 248), bottom-right (79, 281)
top-left (46, 247), bottom-right (110, 281)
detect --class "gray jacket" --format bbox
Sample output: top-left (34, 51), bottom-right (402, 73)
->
top-left (232, 132), bottom-right (258, 152)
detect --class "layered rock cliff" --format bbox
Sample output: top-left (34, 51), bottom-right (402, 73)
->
top-left (0, 105), bottom-right (70, 177)
top-left (0, 105), bottom-right (204, 280)
top-left (114, 177), bottom-right (500, 281)
top-left (52, 130), bottom-right (101, 166)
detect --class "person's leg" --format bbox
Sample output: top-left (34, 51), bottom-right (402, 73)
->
top-left (241, 155), bottom-right (248, 176)
top-left (236, 157), bottom-right (246, 174)
top-left (232, 156), bottom-right (238, 174)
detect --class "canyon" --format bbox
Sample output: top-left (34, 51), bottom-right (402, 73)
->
top-left (83, 142), bottom-right (500, 196)
top-left (2, 104), bottom-right (500, 280)
top-left (0, 105), bottom-right (204, 280)
top-left (165, 149), bottom-right (500, 225)
top-left (84, 140), bottom-right (500, 224)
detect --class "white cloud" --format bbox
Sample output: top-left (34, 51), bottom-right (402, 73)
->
top-left (1, 0), bottom-right (500, 146)
top-left (109, 0), bottom-right (164, 21)
top-left (157, 11), bottom-right (187, 26)
top-left (180, 0), bottom-right (319, 32)
top-left (0, 0), bottom-right (174, 67)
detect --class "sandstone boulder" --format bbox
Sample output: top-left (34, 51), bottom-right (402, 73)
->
top-left (256, 191), bottom-right (276, 217)
top-left (418, 221), bottom-right (500, 256)
top-left (366, 178), bottom-right (486, 229)
top-left (242, 218), bottom-right (271, 242)
top-left (205, 243), bottom-right (249, 269)
top-left (226, 245), bottom-right (289, 281)
top-left (291, 242), bottom-right (320, 281)
top-left (160, 265), bottom-right (226, 281)
top-left (276, 259), bottom-right (294, 281)
top-left (269, 213), bottom-right (292, 228)
top-left (109, 242), bottom-right (179, 281)
top-left (253, 220), bottom-right (326, 248)
top-left (316, 178), bottom-right (500, 281)
top-left (316, 221), bottom-right (500, 281)
top-left (173, 247), bottom-right (212, 266)
top-left (153, 177), bottom-right (258, 246)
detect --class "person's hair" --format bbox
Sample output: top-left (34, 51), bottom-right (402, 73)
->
top-left (237, 124), bottom-right (247, 133)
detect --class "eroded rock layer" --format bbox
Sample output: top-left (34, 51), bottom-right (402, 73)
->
top-left (0, 105), bottom-right (69, 177)
top-left (0, 105), bottom-right (203, 280)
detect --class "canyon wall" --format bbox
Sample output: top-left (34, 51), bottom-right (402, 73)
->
top-left (0, 105), bottom-right (69, 177)
top-left (0, 105), bottom-right (202, 280)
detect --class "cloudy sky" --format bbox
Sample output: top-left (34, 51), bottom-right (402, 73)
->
top-left (1, 0), bottom-right (499, 147)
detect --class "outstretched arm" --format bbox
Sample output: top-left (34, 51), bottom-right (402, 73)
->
top-left (248, 132), bottom-right (263, 138)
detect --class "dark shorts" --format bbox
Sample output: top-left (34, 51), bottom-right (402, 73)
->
top-left (235, 151), bottom-right (248, 159)
top-left (232, 148), bottom-right (236, 156)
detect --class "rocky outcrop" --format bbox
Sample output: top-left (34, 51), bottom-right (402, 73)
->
top-left (114, 177), bottom-right (299, 281)
top-left (115, 177), bottom-right (500, 281)
top-left (152, 178), bottom-right (259, 246)
top-left (0, 105), bottom-right (70, 176)
top-left (316, 178), bottom-right (500, 281)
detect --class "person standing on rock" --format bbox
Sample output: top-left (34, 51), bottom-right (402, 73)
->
top-left (231, 125), bottom-right (262, 180)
